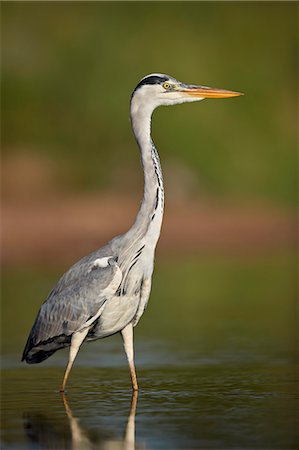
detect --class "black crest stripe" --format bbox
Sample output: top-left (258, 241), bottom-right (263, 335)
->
top-left (132, 75), bottom-right (168, 95)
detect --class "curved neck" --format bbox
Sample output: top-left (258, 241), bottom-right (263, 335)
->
top-left (129, 97), bottom-right (164, 242)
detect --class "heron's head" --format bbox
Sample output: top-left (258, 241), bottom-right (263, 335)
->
top-left (131, 73), bottom-right (243, 113)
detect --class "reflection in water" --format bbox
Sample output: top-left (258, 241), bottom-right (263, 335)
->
top-left (23, 391), bottom-right (139, 450)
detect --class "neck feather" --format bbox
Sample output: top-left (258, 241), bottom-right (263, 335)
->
top-left (129, 96), bottom-right (164, 240)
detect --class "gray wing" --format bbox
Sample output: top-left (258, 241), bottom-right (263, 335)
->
top-left (22, 255), bottom-right (122, 363)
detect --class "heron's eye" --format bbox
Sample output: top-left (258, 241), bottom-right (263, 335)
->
top-left (163, 82), bottom-right (171, 90)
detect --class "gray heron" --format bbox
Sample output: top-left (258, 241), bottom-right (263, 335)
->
top-left (22, 73), bottom-right (242, 392)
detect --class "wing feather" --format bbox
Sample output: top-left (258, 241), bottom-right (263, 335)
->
top-left (22, 256), bottom-right (122, 362)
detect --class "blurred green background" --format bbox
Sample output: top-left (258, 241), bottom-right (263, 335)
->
top-left (2, 1), bottom-right (297, 204)
top-left (1, 3), bottom-right (298, 447)
top-left (1, 0), bottom-right (297, 359)
top-left (2, 0), bottom-right (297, 358)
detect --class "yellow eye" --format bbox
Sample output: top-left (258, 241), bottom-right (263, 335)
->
top-left (163, 82), bottom-right (171, 90)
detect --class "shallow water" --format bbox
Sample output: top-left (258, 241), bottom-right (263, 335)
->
top-left (2, 358), bottom-right (297, 449)
top-left (1, 257), bottom-right (298, 449)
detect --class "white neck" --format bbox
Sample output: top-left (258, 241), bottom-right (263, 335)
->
top-left (128, 94), bottom-right (164, 247)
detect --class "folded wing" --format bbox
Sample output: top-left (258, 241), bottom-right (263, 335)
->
top-left (22, 256), bottom-right (122, 363)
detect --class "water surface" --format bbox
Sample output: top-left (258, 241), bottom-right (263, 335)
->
top-left (1, 256), bottom-right (298, 449)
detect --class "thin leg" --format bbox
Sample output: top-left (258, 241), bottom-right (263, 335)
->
top-left (60, 328), bottom-right (89, 392)
top-left (121, 323), bottom-right (138, 391)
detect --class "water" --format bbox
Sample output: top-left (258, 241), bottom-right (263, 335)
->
top-left (1, 257), bottom-right (298, 449)
top-left (2, 356), bottom-right (297, 449)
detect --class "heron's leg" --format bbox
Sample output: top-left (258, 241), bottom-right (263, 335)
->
top-left (60, 328), bottom-right (89, 392)
top-left (121, 323), bottom-right (138, 391)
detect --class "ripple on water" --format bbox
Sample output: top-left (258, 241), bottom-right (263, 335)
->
top-left (1, 361), bottom-right (298, 449)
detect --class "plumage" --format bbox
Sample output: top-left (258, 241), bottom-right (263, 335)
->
top-left (22, 247), bottom-right (121, 362)
top-left (22, 73), bottom-right (242, 390)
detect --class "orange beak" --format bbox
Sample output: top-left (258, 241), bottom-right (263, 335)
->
top-left (181, 85), bottom-right (243, 99)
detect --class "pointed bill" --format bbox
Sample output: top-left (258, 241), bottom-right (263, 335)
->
top-left (181, 85), bottom-right (243, 99)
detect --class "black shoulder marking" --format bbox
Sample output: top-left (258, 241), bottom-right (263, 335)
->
top-left (132, 75), bottom-right (168, 95)
top-left (135, 244), bottom-right (145, 258)
top-left (128, 259), bottom-right (138, 274)
top-left (130, 245), bottom-right (146, 265)
top-left (88, 318), bottom-right (99, 338)
top-left (115, 286), bottom-right (121, 296)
